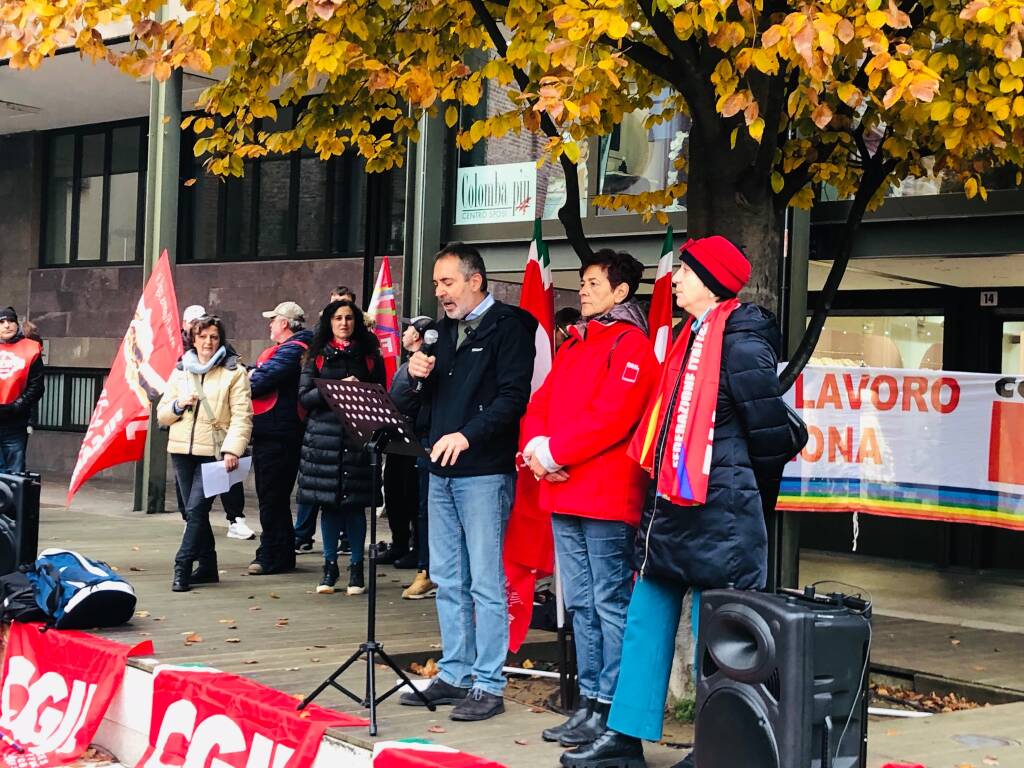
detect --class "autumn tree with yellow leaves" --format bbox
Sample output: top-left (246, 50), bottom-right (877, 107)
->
top-left (3, 0), bottom-right (1023, 376)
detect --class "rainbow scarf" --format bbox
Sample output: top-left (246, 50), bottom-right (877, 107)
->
top-left (628, 299), bottom-right (739, 506)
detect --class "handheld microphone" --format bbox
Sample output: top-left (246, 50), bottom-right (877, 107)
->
top-left (413, 329), bottom-right (439, 393)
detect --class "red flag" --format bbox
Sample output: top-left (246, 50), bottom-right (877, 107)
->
top-left (0, 622), bottom-right (152, 765)
top-left (504, 219), bottom-right (555, 652)
top-left (137, 667), bottom-right (366, 768)
top-left (67, 250), bottom-right (182, 505)
top-left (649, 227), bottom-right (675, 363)
top-left (367, 255), bottom-right (400, 387)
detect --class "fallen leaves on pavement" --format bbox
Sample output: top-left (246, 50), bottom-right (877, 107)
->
top-left (409, 658), bottom-right (439, 678)
top-left (871, 684), bottom-right (983, 713)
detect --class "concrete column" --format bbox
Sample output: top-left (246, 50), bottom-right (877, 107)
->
top-left (133, 64), bottom-right (182, 514)
top-left (402, 111), bottom-right (445, 319)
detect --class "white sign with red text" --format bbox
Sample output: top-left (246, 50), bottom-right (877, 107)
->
top-left (779, 366), bottom-right (1024, 530)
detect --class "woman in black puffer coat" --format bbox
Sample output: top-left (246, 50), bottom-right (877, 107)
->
top-left (297, 300), bottom-right (385, 596)
top-left (564, 236), bottom-right (796, 768)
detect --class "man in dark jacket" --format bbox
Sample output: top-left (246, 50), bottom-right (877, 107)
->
top-left (563, 237), bottom-right (794, 768)
top-left (392, 244), bottom-right (536, 722)
top-left (0, 307), bottom-right (44, 474)
top-left (247, 301), bottom-right (313, 575)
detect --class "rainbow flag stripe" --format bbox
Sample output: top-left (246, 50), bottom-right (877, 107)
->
top-left (778, 478), bottom-right (1024, 531)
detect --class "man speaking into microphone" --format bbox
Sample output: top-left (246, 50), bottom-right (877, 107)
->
top-left (391, 243), bottom-right (536, 722)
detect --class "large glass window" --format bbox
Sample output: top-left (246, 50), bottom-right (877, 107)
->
top-left (41, 124), bottom-right (145, 266)
top-left (596, 91), bottom-right (689, 216)
top-left (179, 108), bottom-right (388, 262)
top-left (812, 315), bottom-right (944, 369)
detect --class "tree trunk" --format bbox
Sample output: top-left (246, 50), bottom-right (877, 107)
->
top-left (685, 133), bottom-right (783, 314)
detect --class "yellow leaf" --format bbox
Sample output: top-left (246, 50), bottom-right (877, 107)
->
top-left (930, 101), bottom-right (951, 120)
top-left (730, 127), bottom-right (739, 149)
top-left (771, 172), bottom-right (784, 193)
top-left (866, 10), bottom-right (888, 28)
top-left (964, 177), bottom-right (978, 199)
top-left (445, 105), bottom-right (459, 128)
top-left (888, 60), bottom-right (907, 79)
top-left (606, 15), bottom-right (629, 40)
top-left (748, 117), bottom-right (765, 142)
top-left (563, 140), bottom-right (581, 164)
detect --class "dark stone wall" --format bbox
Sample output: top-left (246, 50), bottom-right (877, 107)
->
top-left (0, 133), bottom-right (41, 318)
top-left (28, 256), bottom-right (404, 368)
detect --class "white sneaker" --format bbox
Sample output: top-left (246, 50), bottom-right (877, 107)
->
top-left (227, 518), bottom-right (256, 540)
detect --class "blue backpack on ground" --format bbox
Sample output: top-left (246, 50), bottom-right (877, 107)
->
top-left (25, 549), bottom-right (137, 629)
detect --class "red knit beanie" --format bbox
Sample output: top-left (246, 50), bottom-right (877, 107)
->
top-left (679, 236), bottom-right (751, 298)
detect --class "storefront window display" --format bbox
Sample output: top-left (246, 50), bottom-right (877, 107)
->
top-left (812, 315), bottom-right (944, 369)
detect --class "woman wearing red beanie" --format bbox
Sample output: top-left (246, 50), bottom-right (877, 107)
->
top-left (561, 236), bottom-right (795, 768)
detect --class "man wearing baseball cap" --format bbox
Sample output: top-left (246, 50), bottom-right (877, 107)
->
top-left (562, 236), bottom-right (794, 768)
top-left (0, 307), bottom-right (44, 474)
top-left (247, 301), bottom-right (313, 575)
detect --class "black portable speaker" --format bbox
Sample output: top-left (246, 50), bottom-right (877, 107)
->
top-left (0, 472), bottom-right (41, 576)
top-left (694, 587), bottom-right (871, 768)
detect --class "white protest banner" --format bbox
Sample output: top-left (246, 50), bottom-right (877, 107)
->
top-left (778, 366), bottom-right (1024, 530)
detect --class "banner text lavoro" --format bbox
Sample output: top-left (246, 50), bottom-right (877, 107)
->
top-left (779, 366), bottom-right (1024, 530)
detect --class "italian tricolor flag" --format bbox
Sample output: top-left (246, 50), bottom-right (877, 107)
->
top-left (373, 740), bottom-right (507, 768)
top-left (649, 226), bottom-right (675, 363)
top-left (520, 218), bottom-right (554, 393)
top-left (503, 218), bottom-right (556, 652)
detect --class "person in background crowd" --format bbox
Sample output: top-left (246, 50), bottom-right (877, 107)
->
top-left (178, 305), bottom-right (253, 541)
top-left (0, 307), bottom-right (44, 474)
top-left (392, 244), bottom-right (536, 722)
top-left (562, 237), bottom-right (793, 768)
top-left (297, 300), bottom-right (385, 595)
top-left (522, 250), bottom-right (658, 749)
top-left (247, 301), bottom-right (314, 576)
top-left (553, 306), bottom-right (582, 351)
top-left (294, 285), bottom-right (358, 553)
top-left (158, 315), bottom-right (253, 593)
top-left (389, 315), bottom-right (438, 599)
top-left (330, 286), bottom-right (357, 305)
top-left (379, 316), bottom-right (435, 571)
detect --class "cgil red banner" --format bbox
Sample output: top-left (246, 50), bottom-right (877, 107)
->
top-left (67, 249), bottom-right (183, 505)
top-left (0, 623), bottom-right (153, 766)
top-left (137, 667), bottom-right (367, 768)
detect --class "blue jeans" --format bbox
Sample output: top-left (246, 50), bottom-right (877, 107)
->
top-left (321, 504), bottom-right (366, 565)
top-left (0, 429), bottom-right (27, 474)
top-left (294, 502), bottom-right (319, 546)
top-left (608, 576), bottom-right (689, 741)
top-left (429, 472), bottom-right (515, 697)
top-left (552, 513), bottom-right (634, 703)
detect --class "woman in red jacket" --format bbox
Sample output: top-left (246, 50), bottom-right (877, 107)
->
top-left (522, 250), bottom-right (658, 748)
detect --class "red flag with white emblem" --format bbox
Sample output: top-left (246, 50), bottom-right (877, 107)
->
top-left (367, 255), bottom-right (400, 387)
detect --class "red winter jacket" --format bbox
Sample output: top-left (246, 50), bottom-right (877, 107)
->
top-left (522, 317), bottom-right (658, 526)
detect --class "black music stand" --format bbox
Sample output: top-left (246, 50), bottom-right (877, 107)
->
top-left (297, 379), bottom-right (434, 734)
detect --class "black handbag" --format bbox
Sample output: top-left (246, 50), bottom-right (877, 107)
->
top-left (784, 402), bottom-right (809, 459)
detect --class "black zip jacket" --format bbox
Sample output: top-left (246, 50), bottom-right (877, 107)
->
top-left (391, 300), bottom-right (536, 477)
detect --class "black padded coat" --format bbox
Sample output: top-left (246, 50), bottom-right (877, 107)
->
top-left (635, 304), bottom-right (793, 590)
top-left (296, 341), bottom-right (385, 509)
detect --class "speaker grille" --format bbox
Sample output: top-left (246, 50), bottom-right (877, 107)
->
top-left (695, 687), bottom-right (780, 768)
top-left (763, 667), bottom-right (781, 703)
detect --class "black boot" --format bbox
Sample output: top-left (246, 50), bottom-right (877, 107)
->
top-left (346, 562), bottom-right (366, 595)
top-left (191, 553), bottom-right (219, 585)
top-left (560, 700), bottom-right (610, 747)
top-left (542, 698), bottom-right (594, 742)
top-left (559, 729), bottom-right (645, 768)
top-left (671, 752), bottom-right (695, 768)
top-left (316, 560), bottom-right (340, 594)
top-left (172, 563), bottom-right (191, 592)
